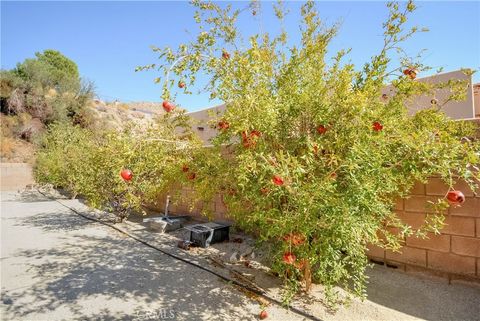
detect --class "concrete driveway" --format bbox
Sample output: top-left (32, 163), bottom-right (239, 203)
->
top-left (1, 190), bottom-right (479, 321)
top-left (1, 191), bottom-right (303, 321)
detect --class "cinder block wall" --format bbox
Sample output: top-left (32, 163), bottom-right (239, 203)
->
top-left (368, 178), bottom-right (479, 283)
top-left (162, 179), bottom-right (479, 282)
top-left (156, 188), bottom-right (230, 221)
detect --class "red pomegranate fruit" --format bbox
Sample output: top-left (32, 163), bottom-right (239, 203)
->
top-left (259, 310), bottom-right (268, 319)
top-left (372, 121), bottom-right (383, 132)
top-left (282, 252), bottom-right (296, 265)
top-left (162, 100), bottom-right (175, 112)
top-left (120, 169), bottom-right (133, 181)
top-left (316, 125), bottom-right (328, 135)
top-left (272, 175), bottom-right (284, 186)
top-left (218, 120), bottom-right (230, 130)
top-left (446, 190), bottom-right (465, 205)
top-left (403, 68), bottom-right (417, 79)
top-left (408, 69), bottom-right (418, 79)
top-left (241, 131), bottom-right (258, 148)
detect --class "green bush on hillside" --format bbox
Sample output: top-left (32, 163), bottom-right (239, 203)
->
top-left (1, 49), bottom-right (94, 126)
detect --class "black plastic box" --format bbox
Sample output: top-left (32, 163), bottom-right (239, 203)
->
top-left (184, 222), bottom-right (231, 248)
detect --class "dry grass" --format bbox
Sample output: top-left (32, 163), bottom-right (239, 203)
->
top-left (117, 103), bottom-right (130, 111)
top-left (0, 135), bottom-right (35, 163)
top-left (0, 136), bottom-right (15, 157)
top-left (132, 112), bottom-right (145, 119)
top-left (1, 114), bottom-right (36, 163)
top-left (89, 100), bottom-right (157, 130)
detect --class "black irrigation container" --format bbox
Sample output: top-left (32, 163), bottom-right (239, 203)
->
top-left (184, 222), bottom-right (231, 248)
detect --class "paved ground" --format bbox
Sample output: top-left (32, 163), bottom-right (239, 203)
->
top-left (1, 191), bottom-right (479, 321)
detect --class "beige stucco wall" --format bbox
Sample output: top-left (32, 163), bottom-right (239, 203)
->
top-left (473, 84), bottom-right (480, 118)
top-left (186, 104), bottom-right (226, 144)
top-left (0, 163), bottom-right (34, 191)
top-left (382, 70), bottom-right (475, 120)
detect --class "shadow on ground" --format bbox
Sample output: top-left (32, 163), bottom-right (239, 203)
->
top-left (3, 192), bottom-right (479, 321)
top-left (2, 204), bottom-right (260, 321)
top-left (17, 211), bottom-right (95, 232)
top-left (2, 190), bottom-right (56, 203)
top-left (364, 264), bottom-right (480, 321)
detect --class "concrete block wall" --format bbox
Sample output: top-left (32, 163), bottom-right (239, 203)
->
top-left (368, 178), bottom-right (479, 282)
top-left (155, 188), bottom-right (230, 222)
top-left (162, 178), bottom-right (479, 282)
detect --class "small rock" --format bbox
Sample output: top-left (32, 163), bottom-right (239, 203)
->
top-left (3, 298), bottom-right (13, 305)
top-left (178, 240), bottom-right (191, 251)
top-left (240, 248), bottom-right (253, 259)
top-left (229, 252), bottom-right (240, 263)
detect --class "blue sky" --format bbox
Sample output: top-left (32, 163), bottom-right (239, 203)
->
top-left (2, 1), bottom-right (479, 112)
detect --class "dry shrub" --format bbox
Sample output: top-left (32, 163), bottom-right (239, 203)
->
top-left (0, 114), bottom-right (18, 138)
top-left (6, 89), bottom-right (25, 114)
top-left (117, 103), bottom-right (130, 111)
top-left (1, 113), bottom-right (32, 137)
top-left (19, 118), bottom-right (45, 142)
top-left (118, 112), bottom-right (130, 123)
top-left (44, 88), bottom-right (57, 99)
top-left (0, 136), bottom-right (15, 158)
top-left (96, 105), bottom-right (107, 112)
top-left (132, 111), bottom-right (145, 119)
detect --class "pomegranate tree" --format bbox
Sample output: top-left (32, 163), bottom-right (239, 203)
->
top-left (136, 0), bottom-right (480, 304)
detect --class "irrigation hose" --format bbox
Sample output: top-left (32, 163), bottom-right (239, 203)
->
top-left (36, 188), bottom-right (323, 321)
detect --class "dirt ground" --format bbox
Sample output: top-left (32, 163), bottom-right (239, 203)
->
top-left (1, 189), bottom-right (479, 321)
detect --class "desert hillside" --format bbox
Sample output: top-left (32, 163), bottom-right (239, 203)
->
top-left (1, 98), bottom-right (166, 163)
top-left (88, 99), bottom-right (163, 129)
